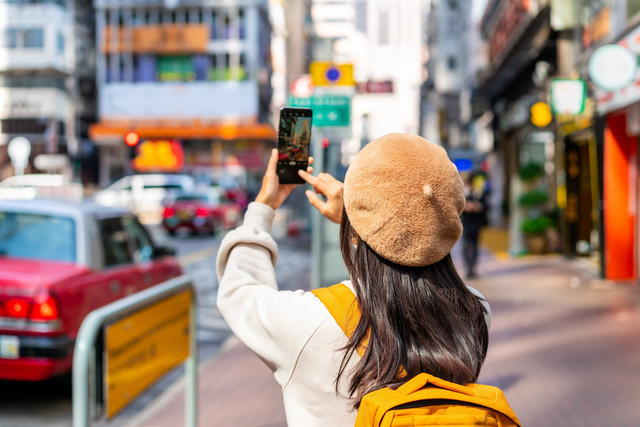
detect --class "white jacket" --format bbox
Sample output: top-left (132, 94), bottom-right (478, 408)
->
top-left (216, 202), bottom-right (491, 427)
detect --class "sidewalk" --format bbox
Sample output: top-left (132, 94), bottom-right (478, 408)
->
top-left (131, 229), bottom-right (640, 427)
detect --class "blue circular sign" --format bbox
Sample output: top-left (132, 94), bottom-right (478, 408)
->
top-left (454, 158), bottom-right (474, 172)
top-left (325, 67), bottom-right (341, 83)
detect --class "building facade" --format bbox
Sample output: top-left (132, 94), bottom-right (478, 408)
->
top-left (0, 0), bottom-right (76, 179)
top-left (420, 0), bottom-right (472, 149)
top-left (90, 0), bottom-right (276, 188)
top-left (585, 1), bottom-right (640, 281)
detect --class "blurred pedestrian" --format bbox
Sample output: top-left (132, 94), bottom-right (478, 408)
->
top-left (460, 172), bottom-right (488, 278)
top-left (216, 134), bottom-right (491, 426)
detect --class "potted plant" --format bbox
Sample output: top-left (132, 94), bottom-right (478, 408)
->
top-left (518, 163), bottom-right (554, 254)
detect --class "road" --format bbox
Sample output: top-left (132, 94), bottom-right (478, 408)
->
top-left (0, 226), bottom-right (311, 427)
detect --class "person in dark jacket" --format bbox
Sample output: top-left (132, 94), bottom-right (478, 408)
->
top-left (461, 172), bottom-right (488, 278)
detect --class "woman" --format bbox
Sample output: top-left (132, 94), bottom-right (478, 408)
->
top-left (216, 133), bottom-right (490, 426)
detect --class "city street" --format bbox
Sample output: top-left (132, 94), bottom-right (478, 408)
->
top-left (0, 226), bottom-right (310, 427)
top-left (132, 236), bottom-right (640, 427)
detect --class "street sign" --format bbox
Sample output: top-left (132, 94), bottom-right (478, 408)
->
top-left (288, 95), bottom-right (351, 127)
top-left (309, 62), bottom-right (355, 86)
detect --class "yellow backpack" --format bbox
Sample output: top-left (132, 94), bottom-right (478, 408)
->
top-left (311, 283), bottom-right (521, 427)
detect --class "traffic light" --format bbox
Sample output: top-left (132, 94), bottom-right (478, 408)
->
top-left (124, 131), bottom-right (140, 147)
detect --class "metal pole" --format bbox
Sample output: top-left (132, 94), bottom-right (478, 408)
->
top-left (72, 311), bottom-right (102, 427)
top-left (310, 133), bottom-right (324, 290)
top-left (72, 276), bottom-right (195, 427)
top-left (185, 295), bottom-right (198, 427)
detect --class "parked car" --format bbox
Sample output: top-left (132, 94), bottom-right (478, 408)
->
top-left (92, 174), bottom-right (195, 224)
top-left (0, 199), bottom-right (182, 381)
top-left (0, 174), bottom-right (82, 201)
top-left (161, 187), bottom-right (242, 236)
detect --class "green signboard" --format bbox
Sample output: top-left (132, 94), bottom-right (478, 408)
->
top-left (288, 95), bottom-right (351, 127)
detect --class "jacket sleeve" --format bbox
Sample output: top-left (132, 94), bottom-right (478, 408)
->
top-left (216, 202), bottom-right (329, 387)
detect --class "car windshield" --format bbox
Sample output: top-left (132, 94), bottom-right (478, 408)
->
top-left (0, 211), bottom-right (76, 262)
top-left (175, 194), bottom-right (209, 203)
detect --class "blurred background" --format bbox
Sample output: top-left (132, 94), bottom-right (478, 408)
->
top-left (3, 0), bottom-right (638, 280)
top-left (1, 1), bottom-right (640, 425)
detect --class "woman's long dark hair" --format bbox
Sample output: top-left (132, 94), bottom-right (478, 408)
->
top-left (337, 207), bottom-right (488, 407)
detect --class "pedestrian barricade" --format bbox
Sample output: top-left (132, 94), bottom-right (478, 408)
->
top-left (72, 275), bottom-right (197, 427)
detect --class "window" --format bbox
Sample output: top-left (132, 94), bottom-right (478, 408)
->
top-left (135, 55), bottom-right (156, 82)
top-left (0, 212), bottom-right (76, 263)
top-left (57, 31), bottom-right (65, 53)
top-left (0, 74), bottom-right (66, 89)
top-left (121, 216), bottom-right (155, 263)
top-left (23, 28), bottom-right (44, 48)
top-left (0, 0), bottom-right (66, 6)
top-left (98, 217), bottom-right (134, 267)
top-left (448, 56), bottom-right (457, 70)
top-left (0, 29), bottom-right (17, 48)
top-left (0, 28), bottom-right (44, 49)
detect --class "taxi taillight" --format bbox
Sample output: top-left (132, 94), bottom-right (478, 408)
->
top-left (6, 298), bottom-right (30, 318)
top-left (30, 294), bottom-right (59, 322)
top-left (0, 295), bottom-right (59, 321)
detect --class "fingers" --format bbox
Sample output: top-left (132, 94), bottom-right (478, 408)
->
top-left (298, 169), bottom-right (317, 186)
top-left (300, 171), bottom-right (344, 224)
top-left (265, 148), bottom-right (278, 175)
top-left (305, 189), bottom-right (325, 211)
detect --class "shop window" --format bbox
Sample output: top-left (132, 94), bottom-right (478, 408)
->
top-left (193, 55), bottom-right (210, 81)
top-left (208, 53), bottom-right (246, 81)
top-left (135, 55), bottom-right (156, 82)
top-left (238, 8), bottom-right (246, 39)
top-left (156, 55), bottom-right (195, 82)
top-left (209, 11), bottom-right (217, 39)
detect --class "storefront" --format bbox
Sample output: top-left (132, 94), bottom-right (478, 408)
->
top-left (555, 103), bottom-right (602, 263)
top-left (591, 23), bottom-right (640, 281)
top-left (89, 121), bottom-right (276, 189)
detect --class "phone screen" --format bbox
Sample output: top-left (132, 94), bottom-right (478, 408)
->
top-left (276, 107), bottom-right (312, 184)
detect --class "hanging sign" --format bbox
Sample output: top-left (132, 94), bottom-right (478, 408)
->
top-left (550, 79), bottom-right (586, 115)
top-left (530, 102), bottom-right (553, 128)
top-left (588, 44), bottom-right (636, 92)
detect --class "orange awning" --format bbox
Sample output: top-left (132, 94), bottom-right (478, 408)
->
top-left (89, 121), bottom-right (277, 143)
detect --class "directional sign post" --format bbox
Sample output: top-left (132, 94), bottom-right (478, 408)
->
top-left (287, 95), bottom-right (351, 127)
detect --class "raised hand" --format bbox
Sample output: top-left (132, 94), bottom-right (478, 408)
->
top-left (298, 169), bottom-right (344, 224)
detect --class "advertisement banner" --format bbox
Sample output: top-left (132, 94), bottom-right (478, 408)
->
top-left (104, 290), bottom-right (192, 419)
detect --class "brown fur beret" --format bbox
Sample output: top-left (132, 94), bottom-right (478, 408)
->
top-left (343, 133), bottom-right (465, 267)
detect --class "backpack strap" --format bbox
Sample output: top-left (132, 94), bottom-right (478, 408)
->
top-left (311, 283), bottom-right (367, 357)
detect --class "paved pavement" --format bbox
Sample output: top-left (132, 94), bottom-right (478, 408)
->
top-left (128, 229), bottom-right (640, 427)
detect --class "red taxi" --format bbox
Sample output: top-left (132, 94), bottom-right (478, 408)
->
top-left (161, 187), bottom-right (242, 236)
top-left (0, 199), bottom-right (182, 381)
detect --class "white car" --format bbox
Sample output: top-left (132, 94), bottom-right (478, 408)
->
top-left (92, 174), bottom-right (195, 224)
top-left (0, 174), bottom-right (82, 200)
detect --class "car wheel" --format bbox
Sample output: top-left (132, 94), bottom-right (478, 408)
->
top-left (167, 229), bottom-right (177, 236)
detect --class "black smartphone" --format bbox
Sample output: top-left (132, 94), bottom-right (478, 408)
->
top-left (276, 107), bottom-right (312, 184)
